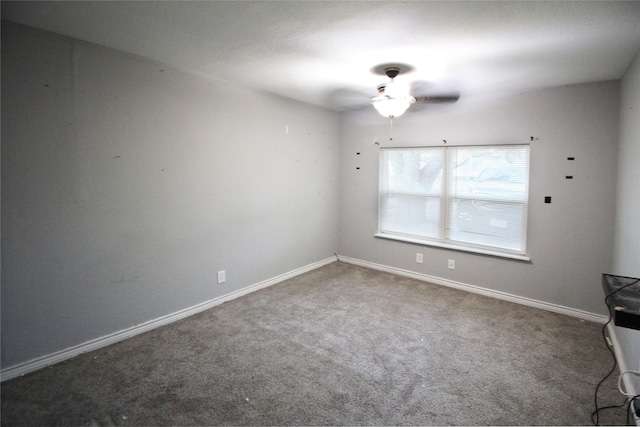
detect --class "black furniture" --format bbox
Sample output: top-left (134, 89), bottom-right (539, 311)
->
top-left (602, 273), bottom-right (640, 331)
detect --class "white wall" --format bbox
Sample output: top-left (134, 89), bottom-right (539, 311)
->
top-left (612, 48), bottom-right (640, 392)
top-left (338, 81), bottom-right (619, 316)
top-left (1, 22), bottom-right (340, 370)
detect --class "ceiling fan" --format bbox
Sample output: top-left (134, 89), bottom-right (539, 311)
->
top-left (371, 65), bottom-right (460, 118)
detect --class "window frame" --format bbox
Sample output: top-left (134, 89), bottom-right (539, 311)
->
top-left (375, 144), bottom-right (531, 262)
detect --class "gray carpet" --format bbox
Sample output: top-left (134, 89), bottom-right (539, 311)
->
top-left (0, 262), bottom-right (626, 425)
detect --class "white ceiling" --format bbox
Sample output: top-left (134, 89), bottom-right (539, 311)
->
top-left (3, 1), bottom-right (640, 111)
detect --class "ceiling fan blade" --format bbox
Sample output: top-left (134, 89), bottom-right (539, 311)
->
top-left (328, 87), bottom-right (374, 111)
top-left (414, 94), bottom-right (460, 104)
top-left (410, 80), bottom-right (436, 95)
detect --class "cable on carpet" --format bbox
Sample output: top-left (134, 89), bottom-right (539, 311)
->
top-left (591, 278), bottom-right (640, 426)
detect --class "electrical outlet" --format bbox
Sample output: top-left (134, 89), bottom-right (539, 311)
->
top-left (416, 253), bottom-right (424, 264)
top-left (448, 259), bottom-right (455, 270)
top-left (217, 270), bottom-right (226, 284)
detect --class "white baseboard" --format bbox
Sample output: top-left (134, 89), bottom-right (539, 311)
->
top-left (0, 256), bottom-right (338, 382)
top-left (337, 255), bottom-right (608, 324)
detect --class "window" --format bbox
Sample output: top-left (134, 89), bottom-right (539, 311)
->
top-left (377, 145), bottom-right (530, 259)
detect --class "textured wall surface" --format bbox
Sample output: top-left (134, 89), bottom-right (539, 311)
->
top-left (1, 18), bottom-right (634, 378)
top-left (338, 80), bottom-right (620, 316)
top-left (613, 48), bottom-right (640, 391)
top-left (1, 22), bottom-right (340, 370)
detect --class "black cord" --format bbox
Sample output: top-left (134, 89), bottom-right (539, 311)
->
top-left (592, 402), bottom-right (628, 426)
top-left (591, 319), bottom-right (620, 425)
top-left (628, 395), bottom-right (640, 425)
top-left (591, 277), bottom-right (640, 426)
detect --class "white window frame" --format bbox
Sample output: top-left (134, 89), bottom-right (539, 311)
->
top-left (375, 144), bottom-right (531, 261)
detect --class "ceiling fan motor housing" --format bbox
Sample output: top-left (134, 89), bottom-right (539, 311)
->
top-left (384, 67), bottom-right (401, 79)
top-left (378, 67), bottom-right (405, 95)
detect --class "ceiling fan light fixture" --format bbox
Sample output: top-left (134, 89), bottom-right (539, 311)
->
top-left (381, 80), bottom-right (410, 98)
top-left (373, 97), bottom-right (414, 118)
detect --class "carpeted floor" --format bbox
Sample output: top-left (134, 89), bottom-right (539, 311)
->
top-left (0, 262), bottom-right (627, 425)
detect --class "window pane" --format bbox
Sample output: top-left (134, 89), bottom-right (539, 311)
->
top-left (380, 195), bottom-right (441, 239)
top-left (447, 146), bottom-right (529, 252)
top-left (449, 198), bottom-right (527, 252)
top-left (380, 148), bottom-right (444, 240)
top-left (385, 149), bottom-right (443, 196)
top-left (379, 145), bottom-right (529, 256)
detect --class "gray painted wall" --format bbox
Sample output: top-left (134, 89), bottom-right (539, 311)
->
top-left (613, 48), bottom-right (640, 388)
top-left (1, 20), bottom-right (634, 377)
top-left (1, 22), bottom-right (340, 370)
top-left (338, 81), bottom-right (620, 316)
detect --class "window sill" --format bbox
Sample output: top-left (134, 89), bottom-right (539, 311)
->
top-left (374, 233), bottom-right (532, 262)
